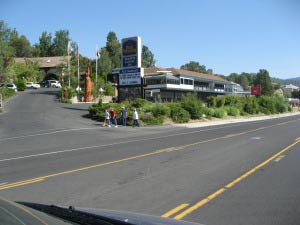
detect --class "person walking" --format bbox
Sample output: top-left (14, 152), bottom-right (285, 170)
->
top-left (132, 108), bottom-right (140, 127)
top-left (110, 108), bottom-right (118, 127)
top-left (121, 106), bottom-right (127, 127)
top-left (103, 109), bottom-right (111, 127)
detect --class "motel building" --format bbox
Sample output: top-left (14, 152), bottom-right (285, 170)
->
top-left (142, 67), bottom-right (249, 102)
top-left (111, 66), bottom-right (249, 102)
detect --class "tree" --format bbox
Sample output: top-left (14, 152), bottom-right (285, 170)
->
top-left (37, 32), bottom-right (53, 57)
top-left (228, 73), bottom-right (239, 83)
top-left (105, 32), bottom-right (121, 69)
top-left (238, 74), bottom-right (249, 90)
top-left (254, 69), bottom-right (273, 96)
top-left (180, 61), bottom-right (207, 73)
top-left (0, 20), bottom-right (14, 72)
top-left (9, 30), bottom-right (32, 57)
top-left (142, 45), bottom-right (156, 67)
top-left (98, 48), bottom-right (112, 83)
top-left (52, 29), bottom-right (69, 56)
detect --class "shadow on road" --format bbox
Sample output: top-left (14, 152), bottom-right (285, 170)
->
top-left (63, 106), bottom-right (89, 111)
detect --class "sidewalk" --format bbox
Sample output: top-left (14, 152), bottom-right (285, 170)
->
top-left (172, 111), bottom-right (300, 128)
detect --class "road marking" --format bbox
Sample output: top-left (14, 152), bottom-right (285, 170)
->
top-left (0, 178), bottom-right (45, 191)
top-left (0, 127), bottom-right (99, 142)
top-left (0, 206), bottom-right (27, 225)
top-left (161, 203), bottom-right (189, 218)
top-left (0, 182), bottom-right (7, 186)
top-left (274, 155), bottom-right (285, 162)
top-left (296, 137), bottom-right (300, 141)
top-left (174, 188), bottom-right (226, 220)
top-left (251, 137), bottom-right (262, 140)
top-left (0, 197), bottom-right (48, 225)
top-left (1, 119), bottom-right (300, 191)
top-left (172, 138), bottom-right (300, 220)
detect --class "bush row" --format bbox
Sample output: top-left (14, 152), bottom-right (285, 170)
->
top-left (0, 87), bottom-right (15, 101)
top-left (88, 94), bottom-right (291, 126)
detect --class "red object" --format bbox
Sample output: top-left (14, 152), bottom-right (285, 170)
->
top-left (251, 85), bottom-right (261, 96)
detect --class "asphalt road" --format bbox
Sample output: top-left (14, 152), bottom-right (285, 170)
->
top-left (0, 88), bottom-right (300, 225)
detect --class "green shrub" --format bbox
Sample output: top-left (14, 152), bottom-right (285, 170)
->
top-left (214, 108), bottom-right (227, 118)
top-left (139, 113), bottom-right (164, 125)
top-left (180, 94), bottom-right (203, 119)
top-left (15, 79), bottom-right (26, 91)
top-left (0, 87), bottom-right (15, 100)
top-left (150, 104), bottom-right (170, 118)
top-left (258, 96), bottom-right (276, 114)
top-left (224, 95), bottom-right (240, 106)
top-left (132, 98), bottom-right (149, 109)
top-left (274, 97), bottom-right (288, 113)
top-left (207, 96), bottom-right (217, 107)
top-left (224, 95), bottom-right (245, 111)
top-left (216, 97), bottom-right (225, 108)
top-left (170, 104), bottom-right (190, 123)
top-left (225, 106), bottom-right (240, 117)
top-left (202, 107), bottom-right (215, 119)
top-left (244, 96), bottom-right (259, 114)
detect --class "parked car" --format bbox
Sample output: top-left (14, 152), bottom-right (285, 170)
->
top-left (1, 83), bottom-right (18, 92)
top-left (47, 80), bottom-right (62, 88)
top-left (26, 82), bottom-right (40, 89)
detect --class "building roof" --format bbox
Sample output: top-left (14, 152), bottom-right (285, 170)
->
top-left (14, 56), bottom-right (70, 68)
top-left (282, 84), bottom-right (299, 90)
top-left (144, 67), bottom-right (227, 82)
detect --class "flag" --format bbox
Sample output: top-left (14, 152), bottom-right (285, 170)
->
top-left (96, 50), bottom-right (100, 58)
top-left (96, 45), bottom-right (100, 58)
top-left (251, 85), bottom-right (261, 96)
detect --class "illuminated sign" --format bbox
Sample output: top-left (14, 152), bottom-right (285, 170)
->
top-left (121, 37), bottom-right (141, 68)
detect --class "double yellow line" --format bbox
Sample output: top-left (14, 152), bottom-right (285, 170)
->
top-left (162, 137), bottom-right (300, 220)
top-left (0, 178), bottom-right (45, 191)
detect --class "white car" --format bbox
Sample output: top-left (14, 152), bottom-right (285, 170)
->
top-left (46, 80), bottom-right (61, 88)
top-left (26, 82), bottom-right (40, 89)
top-left (1, 83), bottom-right (18, 92)
top-left (48, 80), bottom-right (62, 88)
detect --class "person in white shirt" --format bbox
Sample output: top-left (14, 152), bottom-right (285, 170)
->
top-left (103, 109), bottom-right (111, 127)
top-left (132, 108), bottom-right (140, 127)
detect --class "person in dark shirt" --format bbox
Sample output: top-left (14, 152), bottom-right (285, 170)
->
top-left (121, 106), bottom-right (127, 127)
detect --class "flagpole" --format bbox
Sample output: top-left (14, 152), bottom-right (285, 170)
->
top-left (77, 43), bottom-right (80, 92)
top-left (95, 45), bottom-right (98, 89)
top-left (67, 41), bottom-right (71, 88)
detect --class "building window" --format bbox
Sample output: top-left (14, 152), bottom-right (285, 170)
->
top-left (180, 78), bottom-right (184, 84)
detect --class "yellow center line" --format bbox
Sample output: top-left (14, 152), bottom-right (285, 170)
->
top-left (161, 203), bottom-right (189, 218)
top-left (0, 179), bottom-right (45, 191)
top-left (172, 138), bottom-right (300, 220)
top-left (174, 188), bottom-right (226, 220)
top-left (1, 118), bottom-right (300, 191)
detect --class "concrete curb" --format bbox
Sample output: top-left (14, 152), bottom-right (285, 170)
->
top-left (171, 111), bottom-right (300, 128)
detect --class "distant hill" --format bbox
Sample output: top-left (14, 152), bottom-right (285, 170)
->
top-left (271, 77), bottom-right (300, 87)
top-left (287, 77), bottom-right (300, 81)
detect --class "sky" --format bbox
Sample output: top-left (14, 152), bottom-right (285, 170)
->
top-left (1, 0), bottom-right (300, 79)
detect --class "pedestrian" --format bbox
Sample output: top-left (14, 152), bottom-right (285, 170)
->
top-left (132, 108), bottom-right (140, 127)
top-left (103, 109), bottom-right (111, 127)
top-left (110, 108), bottom-right (118, 127)
top-left (121, 106), bottom-right (127, 127)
